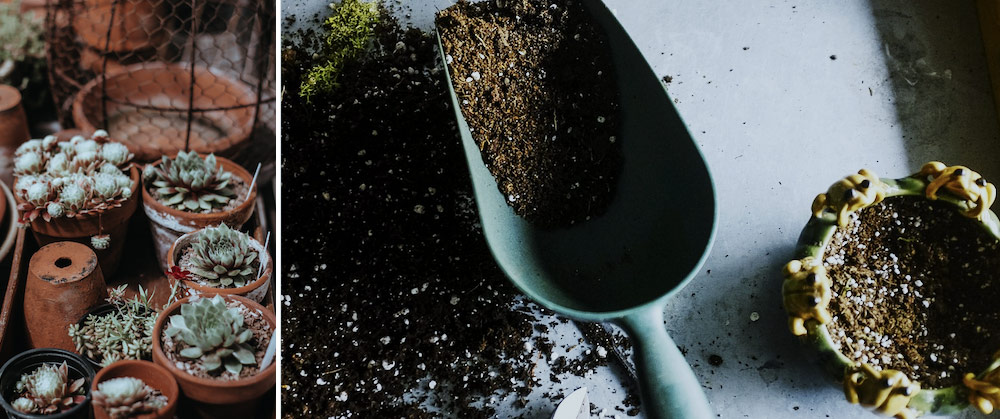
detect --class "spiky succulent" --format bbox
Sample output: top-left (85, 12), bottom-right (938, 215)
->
top-left (68, 284), bottom-right (179, 367)
top-left (143, 151), bottom-right (237, 212)
top-left (181, 223), bottom-right (260, 288)
top-left (10, 362), bottom-right (86, 415)
top-left (13, 131), bottom-right (134, 225)
top-left (92, 377), bottom-right (167, 419)
top-left (165, 295), bottom-right (257, 375)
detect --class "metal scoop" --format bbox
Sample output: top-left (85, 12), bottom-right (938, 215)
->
top-left (437, 1), bottom-right (717, 417)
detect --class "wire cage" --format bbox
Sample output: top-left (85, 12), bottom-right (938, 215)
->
top-left (42, 0), bottom-right (275, 172)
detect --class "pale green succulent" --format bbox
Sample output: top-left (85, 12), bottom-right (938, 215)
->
top-left (68, 284), bottom-right (178, 367)
top-left (184, 223), bottom-right (260, 288)
top-left (143, 151), bottom-right (237, 212)
top-left (13, 131), bottom-right (135, 225)
top-left (165, 295), bottom-right (257, 374)
top-left (11, 362), bottom-right (86, 415)
top-left (92, 377), bottom-right (167, 419)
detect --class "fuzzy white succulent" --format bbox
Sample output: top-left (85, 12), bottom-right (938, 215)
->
top-left (92, 129), bottom-right (109, 139)
top-left (91, 234), bottom-right (110, 250)
top-left (100, 163), bottom-right (121, 175)
top-left (96, 377), bottom-right (143, 401)
top-left (45, 153), bottom-right (70, 175)
top-left (100, 143), bottom-right (131, 166)
top-left (14, 175), bottom-right (39, 192)
top-left (59, 184), bottom-right (86, 208)
top-left (46, 202), bottom-right (64, 218)
top-left (93, 173), bottom-right (120, 199)
top-left (26, 183), bottom-right (49, 205)
top-left (41, 135), bottom-right (57, 150)
top-left (73, 150), bottom-right (98, 166)
top-left (14, 151), bottom-right (43, 175)
top-left (11, 397), bottom-right (36, 413)
top-left (15, 139), bottom-right (42, 155)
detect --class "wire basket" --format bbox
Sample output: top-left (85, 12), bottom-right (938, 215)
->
top-left (43, 0), bottom-right (275, 166)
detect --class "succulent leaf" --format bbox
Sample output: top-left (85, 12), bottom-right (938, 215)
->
top-left (183, 224), bottom-right (261, 289)
top-left (165, 295), bottom-right (259, 374)
top-left (144, 151), bottom-right (238, 212)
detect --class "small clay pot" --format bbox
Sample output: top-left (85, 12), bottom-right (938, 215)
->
top-left (91, 360), bottom-right (178, 419)
top-left (72, 63), bottom-right (256, 162)
top-left (151, 294), bottom-right (275, 410)
top-left (23, 165), bottom-right (141, 277)
top-left (0, 85), bottom-right (30, 152)
top-left (0, 348), bottom-right (95, 419)
top-left (166, 227), bottom-right (271, 303)
top-left (24, 242), bottom-right (108, 351)
top-left (142, 155), bottom-right (258, 272)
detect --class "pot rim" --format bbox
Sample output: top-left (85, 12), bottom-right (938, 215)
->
top-left (91, 359), bottom-right (178, 419)
top-left (151, 294), bottom-right (275, 388)
top-left (791, 167), bottom-right (1000, 415)
top-left (166, 225), bottom-right (272, 295)
top-left (0, 348), bottom-right (95, 418)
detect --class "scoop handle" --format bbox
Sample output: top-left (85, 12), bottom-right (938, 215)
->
top-left (619, 306), bottom-right (712, 419)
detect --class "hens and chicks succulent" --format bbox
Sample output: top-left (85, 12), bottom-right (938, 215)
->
top-left (142, 151), bottom-right (237, 212)
top-left (180, 223), bottom-right (260, 289)
top-left (10, 362), bottom-right (86, 415)
top-left (92, 377), bottom-right (167, 419)
top-left (166, 295), bottom-right (259, 375)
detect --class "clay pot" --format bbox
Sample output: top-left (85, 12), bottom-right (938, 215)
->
top-left (72, 63), bottom-right (256, 162)
top-left (72, 0), bottom-right (168, 54)
top-left (92, 360), bottom-right (178, 419)
top-left (166, 227), bottom-right (271, 303)
top-left (151, 294), bottom-right (275, 412)
top-left (142, 155), bottom-right (257, 272)
top-left (0, 348), bottom-right (95, 419)
top-left (23, 165), bottom-right (141, 277)
top-left (0, 85), bottom-right (30, 186)
top-left (0, 182), bottom-right (17, 263)
top-left (24, 242), bottom-right (108, 351)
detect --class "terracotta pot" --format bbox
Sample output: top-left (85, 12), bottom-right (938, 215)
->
top-left (151, 295), bottom-right (275, 409)
top-left (0, 348), bottom-right (95, 419)
top-left (142, 155), bottom-right (257, 272)
top-left (24, 242), bottom-right (108, 351)
top-left (72, 63), bottom-right (256, 162)
top-left (0, 85), bottom-right (30, 187)
top-left (22, 165), bottom-right (141, 277)
top-left (166, 227), bottom-right (271, 303)
top-left (0, 182), bottom-right (17, 263)
top-left (92, 360), bottom-right (179, 419)
top-left (72, 0), bottom-right (168, 54)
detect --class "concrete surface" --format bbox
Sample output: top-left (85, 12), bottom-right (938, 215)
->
top-left (281, 0), bottom-right (1000, 417)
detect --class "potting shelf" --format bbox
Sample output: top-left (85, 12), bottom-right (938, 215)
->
top-left (284, 0), bottom-right (1000, 417)
top-left (0, 205), bottom-right (275, 417)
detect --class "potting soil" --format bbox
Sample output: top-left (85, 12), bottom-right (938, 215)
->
top-left (825, 196), bottom-right (1000, 388)
top-left (436, 0), bottom-right (623, 228)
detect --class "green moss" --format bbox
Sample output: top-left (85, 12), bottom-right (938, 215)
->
top-left (299, 0), bottom-right (379, 101)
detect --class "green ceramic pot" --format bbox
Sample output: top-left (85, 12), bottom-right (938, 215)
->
top-left (787, 163), bottom-right (1000, 417)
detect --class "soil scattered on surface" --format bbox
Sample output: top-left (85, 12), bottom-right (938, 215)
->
top-left (436, 0), bottom-right (622, 228)
top-left (281, 5), bottom-right (634, 418)
top-left (825, 196), bottom-right (1000, 388)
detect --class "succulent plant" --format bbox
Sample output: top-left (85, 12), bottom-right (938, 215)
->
top-left (92, 377), bottom-right (167, 419)
top-left (10, 362), bottom-right (86, 415)
top-left (13, 131), bottom-right (134, 227)
top-left (68, 284), bottom-right (179, 367)
top-left (165, 295), bottom-right (257, 375)
top-left (182, 223), bottom-right (260, 288)
top-left (143, 151), bottom-right (237, 212)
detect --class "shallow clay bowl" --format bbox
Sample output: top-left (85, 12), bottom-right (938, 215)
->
top-left (72, 63), bottom-right (255, 162)
top-left (790, 168), bottom-right (1000, 416)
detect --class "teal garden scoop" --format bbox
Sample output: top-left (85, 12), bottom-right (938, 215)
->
top-left (437, 1), bottom-right (717, 418)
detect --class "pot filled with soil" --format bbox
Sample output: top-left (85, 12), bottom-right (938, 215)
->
top-left (13, 131), bottom-right (140, 276)
top-left (69, 284), bottom-right (177, 369)
top-left (165, 223), bottom-right (271, 303)
top-left (784, 162), bottom-right (1000, 417)
top-left (91, 360), bottom-right (178, 419)
top-left (437, 0), bottom-right (716, 417)
top-left (0, 348), bottom-right (95, 419)
top-left (24, 241), bottom-right (108, 351)
top-left (141, 151), bottom-right (257, 272)
top-left (151, 294), bottom-right (275, 413)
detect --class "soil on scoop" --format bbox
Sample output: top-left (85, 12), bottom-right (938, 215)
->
top-left (436, 0), bottom-right (623, 228)
top-left (824, 196), bottom-right (1000, 388)
top-left (160, 300), bottom-right (272, 380)
top-left (281, 5), bottom-right (635, 418)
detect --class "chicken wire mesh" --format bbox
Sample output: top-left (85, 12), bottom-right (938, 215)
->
top-left (43, 0), bottom-right (275, 172)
